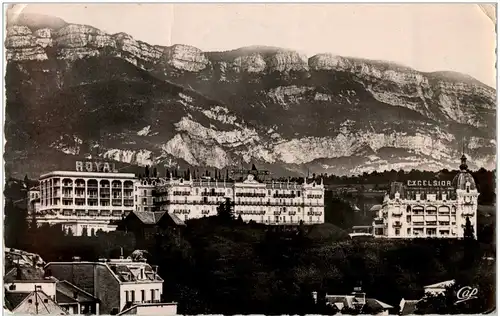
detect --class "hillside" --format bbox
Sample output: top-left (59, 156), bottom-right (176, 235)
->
top-left (4, 14), bottom-right (496, 178)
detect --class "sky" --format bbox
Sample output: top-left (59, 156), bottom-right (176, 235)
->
top-left (8, 3), bottom-right (497, 87)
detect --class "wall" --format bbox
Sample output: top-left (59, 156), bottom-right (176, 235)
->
top-left (46, 263), bottom-right (120, 315)
top-left (120, 282), bottom-right (163, 311)
top-left (135, 303), bottom-right (177, 315)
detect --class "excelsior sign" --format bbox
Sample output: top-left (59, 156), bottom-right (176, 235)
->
top-left (76, 161), bottom-right (118, 173)
top-left (407, 180), bottom-right (452, 187)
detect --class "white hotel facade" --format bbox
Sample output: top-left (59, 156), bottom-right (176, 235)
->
top-left (372, 155), bottom-right (478, 239)
top-left (32, 161), bottom-right (325, 235)
top-left (152, 173), bottom-right (325, 225)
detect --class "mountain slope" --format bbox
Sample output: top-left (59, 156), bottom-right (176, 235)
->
top-left (4, 14), bottom-right (496, 178)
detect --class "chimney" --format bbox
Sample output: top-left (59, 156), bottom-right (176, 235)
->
top-left (312, 291), bottom-right (318, 305)
top-left (16, 266), bottom-right (22, 280)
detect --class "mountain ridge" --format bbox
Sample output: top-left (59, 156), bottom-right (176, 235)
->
top-left (4, 14), bottom-right (496, 178)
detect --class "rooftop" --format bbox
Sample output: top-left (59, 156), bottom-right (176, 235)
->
top-left (56, 280), bottom-right (99, 304)
top-left (130, 211), bottom-right (186, 226)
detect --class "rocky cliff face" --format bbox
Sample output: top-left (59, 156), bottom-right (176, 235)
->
top-left (4, 15), bottom-right (496, 178)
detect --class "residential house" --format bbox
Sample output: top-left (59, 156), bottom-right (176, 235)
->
top-left (313, 287), bottom-right (394, 316)
top-left (118, 211), bottom-right (185, 247)
top-left (5, 289), bottom-right (68, 315)
top-left (46, 256), bottom-right (164, 315)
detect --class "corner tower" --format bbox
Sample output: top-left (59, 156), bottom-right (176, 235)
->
top-left (452, 154), bottom-right (479, 239)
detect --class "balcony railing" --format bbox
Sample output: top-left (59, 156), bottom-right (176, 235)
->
top-left (202, 192), bottom-right (225, 197)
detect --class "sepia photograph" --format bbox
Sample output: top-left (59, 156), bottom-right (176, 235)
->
top-left (2, 3), bottom-right (497, 315)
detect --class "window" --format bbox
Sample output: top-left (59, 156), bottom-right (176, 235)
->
top-left (144, 190), bottom-right (147, 196)
top-left (125, 291), bottom-right (129, 302)
top-left (131, 291), bottom-right (135, 302)
top-left (407, 228), bottom-right (411, 235)
top-left (151, 289), bottom-right (155, 301)
top-left (141, 290), bottom-right (145, 302)
top-left (395, 229), bottom-right (400, 236)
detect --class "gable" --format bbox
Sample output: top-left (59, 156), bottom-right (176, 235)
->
top-left (13, 291), bottom-right (67, 315)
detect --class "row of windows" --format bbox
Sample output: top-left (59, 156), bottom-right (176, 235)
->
top-left (125, 289), bottom-right (160, 303)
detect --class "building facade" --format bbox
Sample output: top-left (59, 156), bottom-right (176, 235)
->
top-left (37, 164), bottom-right (137, 236)
top-left (372, 155), bottom-right (479, 239)
top-left (152, 173), bottom-right (325, 225)
top-left (31, 162), bottom-right (326, 233)
top-left (46, 256), bottom-right (163, 315)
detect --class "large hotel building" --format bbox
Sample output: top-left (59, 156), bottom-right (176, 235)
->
top-left (31, 161), bottom-right (325, 235)
top-left (371, 155), bottom-right (478, 239)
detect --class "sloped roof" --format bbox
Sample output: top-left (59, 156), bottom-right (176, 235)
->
top-left (168, 213), bottom-right (186, 226)
top-left (325, 295), bottom-right (354, 309)
top-left (5, 292), bottom-right (30, 311)
top-left (4, 265), bottom-right (46, 283)
top-left (370, 204), bottom-right (382, 211)
top-left (56, 280), bottom-right (98, 304)
top-left (130, 211), bottom-right (186, 226)
top-left (365, 298), bottom-right (393, 310)
top-left (400, 299), bottom-right (420, 315)
top-left (133, 211), bottom-right (166, 224)
top-left (8, 291), bottom-right (68, 315)
top-left (424, 279), bottom-right (455, 289)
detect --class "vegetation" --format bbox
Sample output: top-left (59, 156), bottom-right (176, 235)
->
top-left (6, 211), bottom-right (495, 315)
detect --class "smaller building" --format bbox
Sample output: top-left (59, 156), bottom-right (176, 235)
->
top-left (313, 287), bottom-right (393, 316)
top-left (119, 211), bottom-right (186, 247)
top-left (399, 298), bottom-right (420, 315)
top-left (423, 279), bottom-right (455, 296)
top-left (46, 255), bottom-right (164, 315)
top-left (5, 289), bottom-right (68, 315)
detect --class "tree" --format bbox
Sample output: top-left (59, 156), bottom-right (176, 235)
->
top-left (464, 216), bottom-right (475, 240)
top-left (217, 198), bottom-right (235, 222)
top-left (4, 199), bottom-right (29, 249)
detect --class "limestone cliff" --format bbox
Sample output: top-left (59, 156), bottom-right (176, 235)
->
top-left (4, 15), bottom-right (496, 178)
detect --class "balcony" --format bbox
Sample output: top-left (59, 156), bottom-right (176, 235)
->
top-left (202, 192), bottom-right (226, 197)
top-left (273, 194), bottom-right (296, 199)
top-left (235, 193), bottom-right (266, 198)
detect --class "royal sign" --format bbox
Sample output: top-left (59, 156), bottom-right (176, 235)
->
top-left (76, 161), bottom-right (118, 173)
top-left (407, 180), bottom-right (452, 187)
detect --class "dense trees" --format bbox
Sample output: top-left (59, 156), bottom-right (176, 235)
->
top-left (4, 199), bottom-right (29, 249)
top-left (15, 214), bottom-right (496, 315)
